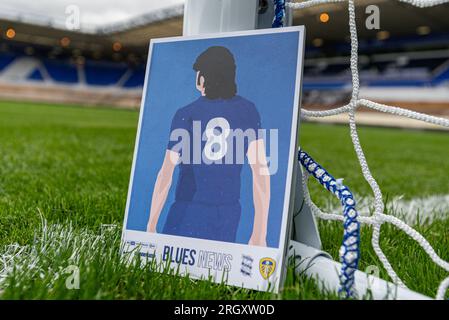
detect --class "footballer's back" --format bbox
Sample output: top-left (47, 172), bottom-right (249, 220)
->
top-left (167, 95), bottom-right (261, 205)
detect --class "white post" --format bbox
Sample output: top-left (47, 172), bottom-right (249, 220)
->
top-left (183, 0), bottom-right (292, 36)
top-left (183, 0), bottom-right (322, 250)
top-left (183, 0), bottom-right (259, 36)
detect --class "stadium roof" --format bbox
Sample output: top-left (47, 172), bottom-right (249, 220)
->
top-left (0, 0), bottom-right (448, 55)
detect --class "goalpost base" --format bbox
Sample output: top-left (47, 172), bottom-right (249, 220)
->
top-left (288, 240), bottom-right (430, 300)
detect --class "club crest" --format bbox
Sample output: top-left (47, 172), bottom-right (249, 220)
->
top-left (259, 257), bottom-right (276, 280)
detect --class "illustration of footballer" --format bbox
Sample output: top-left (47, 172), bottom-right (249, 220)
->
top-left (146, 46), bottom-right (271, 247)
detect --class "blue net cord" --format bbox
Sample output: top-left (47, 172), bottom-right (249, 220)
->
top-left (272, 0), bottom-right (286, 28)
top-left (298, 150), bottom-right (361, 298)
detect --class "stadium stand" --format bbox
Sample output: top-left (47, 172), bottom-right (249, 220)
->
top-left (1, 47), bottom-right (448, 89)
top-left (0, 0), bottom-right (448, 111)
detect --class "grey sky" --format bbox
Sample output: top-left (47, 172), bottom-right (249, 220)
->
top-left (0, 0), bottom-right (184, 28)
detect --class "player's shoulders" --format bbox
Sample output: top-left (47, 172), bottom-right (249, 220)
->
top-left (174, 98), bottom-right (203, 117)
top-left (233, 95), bottom-right (259, 115)
top-left (233, 95), bottom-right (255, 107)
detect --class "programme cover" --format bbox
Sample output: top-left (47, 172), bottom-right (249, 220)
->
top-left (122, 26), bottom-right (305, 292)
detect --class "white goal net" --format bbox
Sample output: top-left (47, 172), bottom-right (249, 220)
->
top-left (286, 0), bottom-right (449, 299)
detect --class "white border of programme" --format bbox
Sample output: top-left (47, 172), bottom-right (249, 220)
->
top-left (121, 26), bottom-right (305, 292)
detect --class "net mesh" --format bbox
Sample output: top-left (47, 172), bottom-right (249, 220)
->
top-left (284, 0), bottom-right (449, 299)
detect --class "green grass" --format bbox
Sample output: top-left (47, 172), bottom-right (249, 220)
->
top-left (0, 100), bottom-right (448, 299)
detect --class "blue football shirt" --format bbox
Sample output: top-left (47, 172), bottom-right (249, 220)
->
top-left (167, 95), bottom-right (261, 206)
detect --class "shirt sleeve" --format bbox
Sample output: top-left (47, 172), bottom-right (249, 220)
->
top-left (167, 108), bottom-right (190, 152)
top-left (242, 102), bottom-right (262, 155)
top-left (247, 101), bottom-right (262, 139)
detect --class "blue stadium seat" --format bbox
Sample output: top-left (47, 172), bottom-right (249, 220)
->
top-left (43, 59), bottom-right (78, 83)
top-left (365, 79), bottom-right (429, 87)
top-left (303, 82), bottom-right (347, 90)
top-left (123, 67), bottom-right (145, 88)
top-left (433, 67), bottom-right (449, 84)
top-left (0, 53), bottom-right (15, 72)
top-left (406, 58), bottom-right (447, 70)
top-left (321, 64), bottom-right (348, 75)
top-left (84, 61), bottom-right (127, 86)
top-left (28, 69), bottom-right (44, 81)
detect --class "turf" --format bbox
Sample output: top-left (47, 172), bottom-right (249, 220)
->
top-left (0, 100), bottom-right (447, 299)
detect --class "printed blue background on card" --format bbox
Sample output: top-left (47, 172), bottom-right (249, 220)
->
top-left (126, 30), bottom-right (301, 248)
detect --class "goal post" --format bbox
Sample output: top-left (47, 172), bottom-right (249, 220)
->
top-left (183, 0), bottom-right (293, 36)
top-left (183, 0), bottom-right (321, 252)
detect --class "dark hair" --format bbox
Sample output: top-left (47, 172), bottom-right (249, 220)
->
top-left (193, 46), bottom-right (237, 99)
